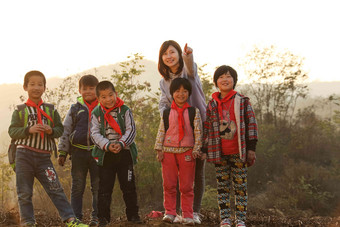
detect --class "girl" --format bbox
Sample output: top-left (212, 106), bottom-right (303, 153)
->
top-left (158, 40), bottom-right (206, 224)
top-left (154, 78), bottom-right (205, 226)
top-left (203, 65), bottom-right (258, 227)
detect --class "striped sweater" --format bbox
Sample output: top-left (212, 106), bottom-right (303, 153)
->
top-left (8, 103), bottom-right (63, 153)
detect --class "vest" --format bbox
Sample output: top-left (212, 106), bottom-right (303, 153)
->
top-left (163, 108), bottom-right (194, 147)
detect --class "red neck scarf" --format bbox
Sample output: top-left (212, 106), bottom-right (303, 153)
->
top-left (171, 101), bottom-right (191, 142)
top-left (84, 99), bottom-right (98, 121)
top-left (212, 90), bottom-right (237, 119)
top-left (100, 97), bottom-right (124, 136)
top-left (25, 98), bottom-right (54, 139)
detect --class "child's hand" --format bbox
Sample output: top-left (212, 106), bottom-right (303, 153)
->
top-left (112, 143), bottom-right (122, 153)
top-left (29, 124), bottom-right (45, 134)
top-left (247, 150), bottom-right (256, 167)
top-left (183, 43), bottom-right (193, 55)
top-left (109, 143), bottom-right (121, 153)
top-left (156, 150), bottom-right (164, 162)
top-left (58, 156), bottom-right (66, 166)
top-left (43, 124), bottom-right (53, 135)
top-left (192, 151), bottom-right (199, 159)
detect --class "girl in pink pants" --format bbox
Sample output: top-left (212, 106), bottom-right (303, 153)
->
top-left (154, 77), bottom-right (205, 225)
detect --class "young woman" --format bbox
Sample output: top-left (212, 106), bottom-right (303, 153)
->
top-left (158, 40), bottom-right (206, 224)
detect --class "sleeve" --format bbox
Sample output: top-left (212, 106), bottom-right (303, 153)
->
top-left (159, 80), bottom-right (172, 116)
top-left (57, 107), bottom-right (73, 155)
top-left (118, 109), bottom-right (136, 148)
top-left (90, 114), bottom-right (110, 151)
top-left (182, 52), bottom-right (195, 78)
top-left (245, 100), bottom-right (258, 151)
top-left (192, 108), bottom-right (202, 154)
top-left (154, 116), bottom-right (165, 151)
top-left (8, 110), bottom-right (28, 139)
top-left (50, 109), bottom-right (64, 138)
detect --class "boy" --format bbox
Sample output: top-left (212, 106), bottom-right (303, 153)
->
top-left (8, 70), bottom-right (88, 227)
top-left (58, 74), bottom-right (99, 226)
top-left (91, 81), bottom-right (141, 226)
top-left (203, 65), bottom-right (258, 227)
top-left (154, 77), bottom-right (205, 225)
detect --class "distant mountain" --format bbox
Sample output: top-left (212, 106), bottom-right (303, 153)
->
top-left (0, 59), bottom-right (339, 134)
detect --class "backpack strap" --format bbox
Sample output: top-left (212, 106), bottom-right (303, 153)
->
top-left (163, 107), bottom-right (196, 133)
top-left (70, 103), bottom-right (81, 131)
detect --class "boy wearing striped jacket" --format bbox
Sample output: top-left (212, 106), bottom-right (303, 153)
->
top-left (8, 70), bottom-right (88, 227)
top-left (90, 81), bottom-right (141, 226)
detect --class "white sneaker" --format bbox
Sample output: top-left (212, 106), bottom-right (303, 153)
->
top-left (193, 212), bottom-right (202, 224)
top-left (163, 214), bottom-right (175, 223)
top-left (220, 218), bottom-right (232, 227)
top-left (236, 220), bottom-right (246, 227)
top-left (182, 217), bottom-right (195, 226)
top-left (173, 215), bottom-right (183, 223)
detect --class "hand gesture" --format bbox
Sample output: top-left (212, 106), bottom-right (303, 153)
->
top-left (156, 150), bottom-right (164, 162)
top-left (58, 156), bottom-right (66, 166)
top-left (183, 43), bottom-right (193, 55)
top-left (247, 150), bottom-right (256, 167)
top-left (29, 124), bottom-right (45, 134)
top-left (43, 124), bottom-right (53, 135)
top-left (109, 143), bottom-right (121, 153)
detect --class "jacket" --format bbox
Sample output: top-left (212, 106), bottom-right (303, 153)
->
top-left (203, 92), bottom-right (258, 163)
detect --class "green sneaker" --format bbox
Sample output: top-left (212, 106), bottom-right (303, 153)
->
top-left (65, 218), bottom-right (89, 227)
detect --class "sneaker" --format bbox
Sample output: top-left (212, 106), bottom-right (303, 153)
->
top-left (173, 215), bottom-right (183, 223)
top-left (182, 217), bottom-right (195, 226)
top-left (65, 218), bottom-right (89, 227)
top-left (89, 219), bottom-right (99, 226)
top-left (236, 220), bottom-right (246, 227)
top-left (220, 218), bottom-right (232, 227)
top-left (163, 214), bottom-right (175, 223)
top-left (193, 212), bottom-right (202, 224)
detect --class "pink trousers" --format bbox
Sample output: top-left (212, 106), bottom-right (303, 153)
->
top-left (162, 149), bottom-right (196, 218)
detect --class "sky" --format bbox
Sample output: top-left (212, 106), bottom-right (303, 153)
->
top-left (0, 0), bottom-right (339, 85)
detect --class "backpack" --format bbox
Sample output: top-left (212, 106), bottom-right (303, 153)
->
top-left (163, 107), bottom-right (196, 133)
top-left (8, 103), bottom-right (56, 171)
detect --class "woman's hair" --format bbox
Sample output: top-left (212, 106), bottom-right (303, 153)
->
top-left (96, 80), bottom-right (116, 97)
top-left (24, 70), bottom-right (46, 87)
top-left (158, 40), bottom-right (184, 81)
top-left (170, 77), bottom-right (192, 97)
top-left (213, 65), bottom-right (238, 89)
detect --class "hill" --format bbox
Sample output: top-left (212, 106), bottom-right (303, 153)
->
top-left (0, 60), bottom-right (339, 135)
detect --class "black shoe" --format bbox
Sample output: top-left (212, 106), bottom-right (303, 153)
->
top-left (128, 215), bottom-right (142, 224)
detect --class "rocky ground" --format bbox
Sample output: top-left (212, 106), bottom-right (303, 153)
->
top-left (1, 209), bottom-right (339, 227)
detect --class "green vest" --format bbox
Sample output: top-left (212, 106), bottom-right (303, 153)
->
top-left (91, 105), bottom-right (138, 166)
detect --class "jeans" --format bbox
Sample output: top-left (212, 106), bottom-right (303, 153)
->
top-left (97, 150), bottom-right (139, 223)
top-left (71, 149), bottom-right (99, 220)
top-left (15, 148), bottom-right (75, 224)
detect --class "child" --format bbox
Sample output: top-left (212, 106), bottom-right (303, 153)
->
top-left (8, 70), bottom-right (88, 227)
top-left (90, 81), bottom-right (141, 226)
top-left (154, 77), bottom-right (205, 225)
top-left (203, 65), bottom-right (258, 227)
top-left (58, 74), bottom-right (99, 226)
top-left (158, 40), bottom-right (206, 224)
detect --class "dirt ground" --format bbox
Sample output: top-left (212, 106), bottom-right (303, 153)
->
top-left (1, 209), bottom-right (339, 227)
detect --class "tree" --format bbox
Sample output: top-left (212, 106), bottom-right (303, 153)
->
top-left (239, 45), bottom-right (309, 127)
top-left (198, 64), bottom-right (214, 102)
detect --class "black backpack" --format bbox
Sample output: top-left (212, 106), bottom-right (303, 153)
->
top-left (163, 107), bottom-right (196, 132)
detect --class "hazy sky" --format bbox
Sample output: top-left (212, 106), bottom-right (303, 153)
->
top-left (0, 0), bottom-right (339, 84)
